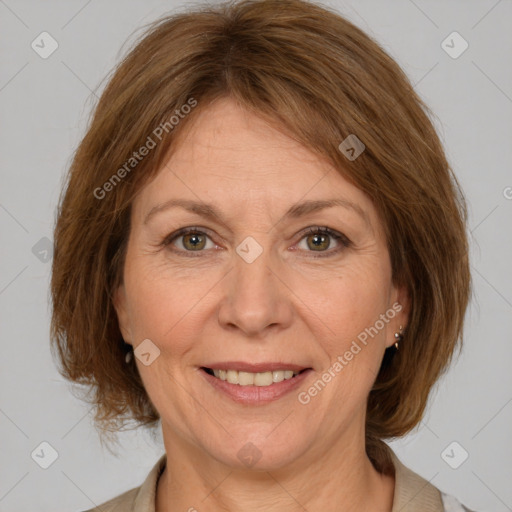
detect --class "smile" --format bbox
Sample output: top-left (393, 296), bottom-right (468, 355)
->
top-left (204, 367), bottom-right (306, 386)
top-left (200, 366), bottom-right (313, 404)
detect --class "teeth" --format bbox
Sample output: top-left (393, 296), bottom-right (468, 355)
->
top-left (239, 371), bottom-right (255, 386)
top-left (226, 370), bottom-right (239, 384)
top-left (211, 369), bottom-right (300, 386)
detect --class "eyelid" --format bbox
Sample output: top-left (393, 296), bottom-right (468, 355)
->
top-left (294, 226), bottom-right (351, 257)
top-left (161, 225), bottom-right (351, 257)
top-left (161, 226), bottom-right (221, 256)
top-left (161, 226), bottom-right (216, 246)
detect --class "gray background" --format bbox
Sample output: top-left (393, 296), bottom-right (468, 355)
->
top-left (1, 0), bottom-right (511, 510)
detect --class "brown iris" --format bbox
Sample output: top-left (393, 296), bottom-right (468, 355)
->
top-left (182, 232), bottom-right (206, 250)
top-left (306, 232), bottom-right (330, 251)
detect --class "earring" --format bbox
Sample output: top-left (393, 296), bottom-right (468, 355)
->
top-left (124, 343), bottom-right (133, 364)
top-left (394, 325), bottom-right (404, 350)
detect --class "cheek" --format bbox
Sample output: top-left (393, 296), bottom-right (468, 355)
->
top-left (303, 261), bottom-right (390, 336)
top-left (304, 281), bottom-right (391, 408)
top-left (294, 260), bottom-right (392, 398)
top-left (122, 257), bottom-right (218, 351)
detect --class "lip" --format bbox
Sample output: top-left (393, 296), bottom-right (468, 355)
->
top-left (202, 361), bottom-right (309, 373)
top-left (199, 366), bottom-right (313, 405)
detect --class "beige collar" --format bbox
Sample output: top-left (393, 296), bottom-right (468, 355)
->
top-left (388, 449), bottom-right (444, 511)
top-left (89, 447), bottom-right (444, 511)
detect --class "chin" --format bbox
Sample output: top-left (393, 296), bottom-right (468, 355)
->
top-left (202, 430), bottom-right (311, 471)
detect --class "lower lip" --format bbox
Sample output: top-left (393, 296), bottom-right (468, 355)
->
top-left (200, 368), bottom-right (313, 404)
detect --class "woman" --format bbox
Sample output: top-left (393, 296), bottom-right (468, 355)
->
top-left (50, 0), bottom-right (474, 510)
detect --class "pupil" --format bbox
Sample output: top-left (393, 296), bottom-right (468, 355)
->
top-left (310, 233), bottom-right (328, 250)
top-left (185, 233), bottom-right (204, 250)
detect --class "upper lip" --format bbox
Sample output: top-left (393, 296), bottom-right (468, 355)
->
top-left (202, 362), bottom-right (310, 373)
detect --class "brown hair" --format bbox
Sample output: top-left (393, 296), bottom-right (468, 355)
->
top-left (50, 0), bottom-right (471, 471)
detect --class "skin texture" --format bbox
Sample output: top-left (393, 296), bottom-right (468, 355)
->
top-left (114, 97), bottom-right (409, 511)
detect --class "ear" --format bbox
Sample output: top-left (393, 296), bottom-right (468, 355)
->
top-left (386, 284), bottom-right (410, 349)
top-left (113, 283), bottom-right (132, 345)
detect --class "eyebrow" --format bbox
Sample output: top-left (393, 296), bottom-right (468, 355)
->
top-left (144, 197), bottom-right (371, 231)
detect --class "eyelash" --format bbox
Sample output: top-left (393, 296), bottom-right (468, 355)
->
top-left (161, 226), bottom-right (351, 259)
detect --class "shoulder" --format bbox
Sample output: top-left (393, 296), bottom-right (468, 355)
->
top-left (81, 487), bottom-right (139, 512)
top-left (440, 491), bottom-right (478, 512)
top-left (79, 453), bottom-right (167, 512)
top-left (387, 446), bottom-right (477, 512)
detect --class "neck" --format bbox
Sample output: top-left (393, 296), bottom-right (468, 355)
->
top-left (155, 425), bottom-right (395, 512)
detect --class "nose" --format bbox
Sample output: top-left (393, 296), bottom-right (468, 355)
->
top-left (217, 245), bottom-right (294, 338)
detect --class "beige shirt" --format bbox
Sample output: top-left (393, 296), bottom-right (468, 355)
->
top-left (83, 448), bottom-right (473, 511)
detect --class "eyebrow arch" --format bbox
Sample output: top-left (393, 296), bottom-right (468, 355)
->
top-left (144, 197), bottom-right (371, 231)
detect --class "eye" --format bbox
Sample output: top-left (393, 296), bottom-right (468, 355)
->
top-left (296, 227), bottom-right (351, 257)
top-left (161, 226), bottom-right (351, 258)
top-left (163, 227), bottom-right (216, 254)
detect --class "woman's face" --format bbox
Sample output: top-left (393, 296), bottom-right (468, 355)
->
top-left (115, 96), bottom-right (408, 470)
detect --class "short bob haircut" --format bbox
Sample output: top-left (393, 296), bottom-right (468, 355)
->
top-left (51, 0), bottom-right (471, 472)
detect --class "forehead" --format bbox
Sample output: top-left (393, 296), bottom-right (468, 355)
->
top-left (162, 97), bottom-right (330, 183)
top-left (133, 97), bottom-right (380, 232)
